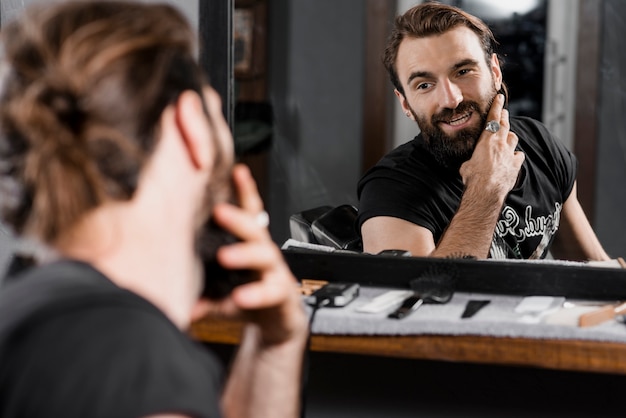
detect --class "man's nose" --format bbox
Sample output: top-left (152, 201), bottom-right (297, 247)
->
top-left (438, 79), bottom-right (463, 110)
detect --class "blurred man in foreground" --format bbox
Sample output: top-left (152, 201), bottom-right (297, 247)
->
top-left (0, 1), bottom-right (307, 417)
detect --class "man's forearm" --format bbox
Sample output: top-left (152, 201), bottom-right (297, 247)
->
top-left (221, 324), bottom-right (307, 418)
top-left (431, 184), bottom-right (505, 259)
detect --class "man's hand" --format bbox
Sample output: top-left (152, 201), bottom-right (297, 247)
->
top-left (460, 94), bottom-right (525, 198)
top-left (429, 94), bottom-right (526, 259)
top-left (192, 164), bottom-right (307, 347)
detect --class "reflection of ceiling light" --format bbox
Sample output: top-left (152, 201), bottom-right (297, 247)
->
top-left (464, 0), bottom-right (541, 21)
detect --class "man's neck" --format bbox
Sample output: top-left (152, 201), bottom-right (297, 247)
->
top-left (55, 203), bottom-right (200, 329)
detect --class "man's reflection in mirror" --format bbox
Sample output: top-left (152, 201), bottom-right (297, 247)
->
top-left (358, 2), bottom-right (610, 262)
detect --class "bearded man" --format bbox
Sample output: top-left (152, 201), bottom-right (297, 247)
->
top-left (357, 2), bottom-right (609, 261)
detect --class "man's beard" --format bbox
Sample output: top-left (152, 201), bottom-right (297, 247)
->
top-left (193, 127), bottom-right (236, 262)
top-left (413, 95), bottom-right (496, 170)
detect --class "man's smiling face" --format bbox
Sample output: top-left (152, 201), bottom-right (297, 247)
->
top-left (394, 26), bottom-right (502, 169)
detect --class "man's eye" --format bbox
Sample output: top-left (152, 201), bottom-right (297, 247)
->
top-left (416, 82), bottom-right (431, 90)
top-left (458, 69), bottom-right (470, 76)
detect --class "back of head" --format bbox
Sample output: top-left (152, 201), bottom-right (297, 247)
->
top-left (383, 1), bottom-right (498, 96)
top-left (0, 0), bottom-right (207, 244)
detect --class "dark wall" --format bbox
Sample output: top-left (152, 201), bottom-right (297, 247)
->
top-left (596, 0), bottom-right (626, 258)
top-left (266, 0), bottom-right (365, 244)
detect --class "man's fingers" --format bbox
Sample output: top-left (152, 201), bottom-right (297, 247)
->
top-left (218, 240), bottom-right (278, 270)
top-left (233, 164), bottom-right (264, 214)
top-left (506, 131), bottom-right (519, 148)
top-left (499, 108), bottom-right (510, 131)
top-left (213, 164), bottom-right (271, 243)
top-left (213, 203), bottom-right (270, 243)
top-left (486, 93), bottom-right (505, 124)
top-left (477, 95), bottom-right (507, 145)
top-left (231, 277), bottom-right (296, 310)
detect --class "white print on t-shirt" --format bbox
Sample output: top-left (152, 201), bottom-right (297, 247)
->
top-left (491, 202), bottom-right (563, 259)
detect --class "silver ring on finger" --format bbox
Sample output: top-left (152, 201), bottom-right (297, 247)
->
top-left (255, 210), bottom-right (270, 228)
top-left (485, 120), bottom-right (500, 133)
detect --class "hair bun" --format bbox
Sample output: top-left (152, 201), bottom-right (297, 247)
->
top-left (38, 83), bottom-right (84, 135)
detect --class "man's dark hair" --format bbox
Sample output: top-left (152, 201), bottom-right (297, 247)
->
top-left (383, 2), bottom-right (506, 100)
top-left (0, 1), bottom-right (212, 243)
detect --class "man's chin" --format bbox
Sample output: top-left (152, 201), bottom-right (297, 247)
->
top-left (424, 135), bottom-right (475, 170)
top-left (432, 151), bottom-right (472, 171)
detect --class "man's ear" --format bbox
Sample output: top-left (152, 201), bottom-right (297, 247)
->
top-left (175, 90), bottom-right (212, 170)
top-left (395, 89), bottom-right (414, 120)
top-left (491, 53), bottom-right (503, 92)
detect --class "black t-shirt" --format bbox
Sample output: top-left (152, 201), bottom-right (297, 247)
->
top-left (0, 259), bottom-right (223, 418)
top-left (357, 116), bottom-right (577, 259)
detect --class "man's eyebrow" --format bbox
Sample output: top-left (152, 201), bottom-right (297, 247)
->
top-left (451, 58), bottom-right (479, 71)
top-left (406, 70), bottom-right (433, 86)
top-left (406, 58), bottom-right (481, 85)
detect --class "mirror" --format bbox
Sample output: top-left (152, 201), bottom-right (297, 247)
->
top-left (244, 0), bottom-right (626, 265)
top-left (0, 0), bottom-right (623, 283)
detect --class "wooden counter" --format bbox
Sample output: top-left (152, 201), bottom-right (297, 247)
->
top-left (190, 317), bottom-right (626, 375)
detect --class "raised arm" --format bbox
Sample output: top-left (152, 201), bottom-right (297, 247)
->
top-left (361, 94), bottom-right (525, 259)
top-left (361, 172), bottom-right (513, 258)
top-left (195, 164), bottom-right (308, 418)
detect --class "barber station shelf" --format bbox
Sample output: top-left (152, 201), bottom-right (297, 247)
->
top-left (282, 248), bottom-right (626, 300)
top-left (191, 317), bottom-right (626, 375)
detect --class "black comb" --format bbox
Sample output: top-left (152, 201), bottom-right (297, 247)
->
top-left (388, 264), bottom-right (457, 319)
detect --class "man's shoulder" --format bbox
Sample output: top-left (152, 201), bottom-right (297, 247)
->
top-left (0, 259), bottom-right (169, 346)
top-left (0, 260), bottom-right (206, 361)
top-left (358, 137), bottom-right (425, 194)
top-left (510, 115), bottom-right (547, 132)
top-left (363, 135), bottom-right (435, 176)
top-left (0, 260), bottom-right (222, 418)
top-left (378, 136), bottom-right (419, 165)
top-left (510, 116), bottom-right (552, 138)
top-left (2, 258), bottom-right (112, 292)
top-left (509, 116), bottom-right (573, 156)
top-left (1, 260), bottom-right (131, 320)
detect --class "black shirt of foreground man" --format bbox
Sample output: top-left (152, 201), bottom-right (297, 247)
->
top-left (358, 116), bottom-right (576, 259)
top-left (0, 1), bottom-right (308, 416)
top-left (0, 260), bottom-right (223, 418)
